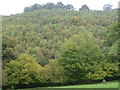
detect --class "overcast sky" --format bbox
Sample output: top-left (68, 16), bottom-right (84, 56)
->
top-left (0, 0), bottom-right (119, 15)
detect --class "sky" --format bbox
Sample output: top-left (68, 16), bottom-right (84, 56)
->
top-left (0, 0), bottom-right (119, 15)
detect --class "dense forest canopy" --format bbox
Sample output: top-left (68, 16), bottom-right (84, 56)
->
top-left (2, 2), bottom-right (119, 88)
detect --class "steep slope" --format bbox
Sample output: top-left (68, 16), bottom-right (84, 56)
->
top-left (2, 9), bottom-right (118, 65)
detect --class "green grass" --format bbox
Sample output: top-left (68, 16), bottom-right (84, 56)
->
top-left (53, 80), bottom-right (119, 88)
top-left (16, 80), bottom-right (118, 90)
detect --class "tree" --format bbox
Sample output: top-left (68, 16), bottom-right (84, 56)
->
top-left (64, 4), bottom-right (74, 10)
top-left (86, 62), bottom-right (119, 80)
top-left (103, 4), bottom-right (113, 11)
top-left (40, 60), bottom-right (67, 83)
top-left (79, 4), bottom-right (90, 11)
top-left (104, 23), bottom-right (119, 62)
top-left (24, 3), bottom-right (43, 12)
top-left (44, 2), bottom-right (55, 9)
top-left (30, 3), bottom-right (41, 11)
top-left (59, 34), bottom-right (103, 81)
top-left (24, 7), bottom-right (31, 12)
top-left (2, 37), bottom-right (17, 63)
top-left (56, 2), bottom-right (64, 8)
top-left (104, 23), bottom-right (119, 47)
top-left (102, 23), bottom-right (119, 80)
top-left (71, 16), bottom-right (79, 25)
top-left (5, 54), bottom-right (43, 85)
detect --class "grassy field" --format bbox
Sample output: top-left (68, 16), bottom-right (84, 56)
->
top-left (16, 80), bottom-right (119, 90)
top-left (53, 80), bottom-right (119, 88)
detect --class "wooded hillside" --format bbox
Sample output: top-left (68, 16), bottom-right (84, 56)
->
top-left (2, 7), bottom-right (119, 88)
